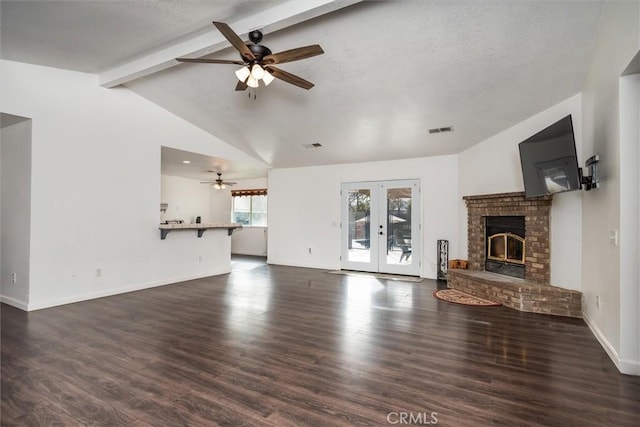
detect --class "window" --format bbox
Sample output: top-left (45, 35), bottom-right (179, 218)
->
top-left (231, 189), bottom-right (267, 227)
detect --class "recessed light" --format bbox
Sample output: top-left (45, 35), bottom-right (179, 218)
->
top-left (182, 160), bottom-right (191, 164)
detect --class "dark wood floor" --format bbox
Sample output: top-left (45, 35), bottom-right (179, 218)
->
top-left (2, 258), bottom-right (639, 426)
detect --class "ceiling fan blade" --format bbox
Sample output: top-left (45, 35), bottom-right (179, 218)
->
top-left (235, 80), bottom-right (248, 91)
top-left (263, 45), bottom-right (324, 65)
top-left (176, 57), bottom-right (245, 65)
top-left (223, 182), bottom-right (237, 185)
top-left (265, 66), bottom-right (315, 90)
top-left (212, 21), bottom-right (255, 61)
top-left (200, 182), bottom-right (215, 184)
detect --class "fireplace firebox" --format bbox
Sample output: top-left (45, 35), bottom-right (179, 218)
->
top-left (485, 216), bottom-right (525, 279)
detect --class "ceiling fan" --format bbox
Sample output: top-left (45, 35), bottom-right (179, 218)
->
top-left (201, 172), bottom-right (236, 189)
top-left (176, 21), bottom-right (324, 90)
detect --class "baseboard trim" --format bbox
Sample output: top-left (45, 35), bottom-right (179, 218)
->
top-left (0, 295), bottom-right (29, 311)
top-left (581, 311), bottom-right (639, 375)
top-left (231, 251), bottom-right (268, 257)
top-left (266, 258), bottom-right (432, 280)
top-left (618, 358), bottom-right (640, 376)
top-left (24, 269), bottom-right (231, 312)
top-left (266, 258), bottom-right (337, 271)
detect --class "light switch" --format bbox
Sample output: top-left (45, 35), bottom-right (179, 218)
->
top-left (609, 230), bottom-right (619, 246)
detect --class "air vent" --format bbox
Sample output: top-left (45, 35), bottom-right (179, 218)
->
top-left (428, 126), bottom-right (454, 134)
top-left (303, 143), bottom-right (323, 149)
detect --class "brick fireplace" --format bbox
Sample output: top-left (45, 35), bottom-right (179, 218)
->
top-left (447, 191), bottom-right (582, 318)
top-left (465, 192), bottom-right (551, 283)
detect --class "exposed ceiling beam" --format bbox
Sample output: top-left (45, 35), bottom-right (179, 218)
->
top-left (98, 0), bottom-right (362, 88)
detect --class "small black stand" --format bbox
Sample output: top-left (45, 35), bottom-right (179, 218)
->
top-left (437, 240), bottom-right (449, 281)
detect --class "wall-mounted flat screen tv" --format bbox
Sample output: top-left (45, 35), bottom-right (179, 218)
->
top-left (518, 115), bottom-right (581, 198)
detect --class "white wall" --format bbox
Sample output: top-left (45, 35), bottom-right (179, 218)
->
top-left (580, 1), bottom-right (639, 375)
top-left (0, 126), bottom-right (2, 300)
top-left (0, 120), bottom-right (32, 308)
top-left (458, 94), bottom-right (583, 291)
top-left (0, 132), bottom-right (1, 303)
top-left (619, 73), bottom-right (640, 375)
top-left (268, 156), bottom-right (458, 278)
top-left (209, 183), bottom-right (232, 223)
top-left (161, 175), bottom-right (210, 224)
top-left (232, 228), bottom-right (268, 256)
top-left (0, 59), bottom-right (265, 310)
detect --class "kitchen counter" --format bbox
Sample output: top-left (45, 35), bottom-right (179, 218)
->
top-left (159, 223), bottom-right (243, 240)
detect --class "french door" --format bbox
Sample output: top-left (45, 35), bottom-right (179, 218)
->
top-left (341, 180), bottom-right (420, 276)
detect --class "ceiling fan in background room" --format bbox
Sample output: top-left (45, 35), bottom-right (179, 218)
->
top-left (176, 21), bottom-right (324, 91)
top-left (201, 172), bottom-right (236, 189)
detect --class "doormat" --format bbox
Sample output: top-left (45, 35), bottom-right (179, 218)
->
top-left (327, 270), bottom-right (423, 283)
top-left (433, 289), bottom-right (501, 306)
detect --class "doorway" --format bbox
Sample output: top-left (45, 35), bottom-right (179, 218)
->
top-left (341, 180), bottom-right (420, 276)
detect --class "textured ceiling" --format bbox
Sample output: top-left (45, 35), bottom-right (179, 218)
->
top-left (0, 0), bottom-right (285, 73)
top-left (0, 0), bottom-right (604, 173)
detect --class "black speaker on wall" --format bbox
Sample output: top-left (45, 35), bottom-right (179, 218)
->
top-left (437, 240), bottom-right (449, 281)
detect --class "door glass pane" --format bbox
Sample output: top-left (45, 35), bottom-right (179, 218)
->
top-left (386, 187), bottom-right (412, 265)
top-left (347, 189), bottom-right (371, 262)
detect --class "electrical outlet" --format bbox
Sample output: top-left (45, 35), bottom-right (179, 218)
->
top-left (96, 268), bottom-right (103, 278)
top-left (609, 230), bottom-right (619, 246)
top-left (596, 294), bottom-right (600, 308)
top-left (308, 247), bottom-right (312, 254)
top-left (11, 272), bottom-right (17, 284)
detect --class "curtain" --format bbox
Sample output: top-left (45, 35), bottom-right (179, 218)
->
top-left (231, 189), bottom-right (267, 197)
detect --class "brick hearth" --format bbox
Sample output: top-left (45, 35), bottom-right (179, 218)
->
top-left (448, 191), bottom-right (582, 318)
top-left (448, 269), bottom-right (582, 318)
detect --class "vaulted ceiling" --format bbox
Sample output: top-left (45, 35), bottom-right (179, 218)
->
top-left (1, 0), bottom-right (604, 176)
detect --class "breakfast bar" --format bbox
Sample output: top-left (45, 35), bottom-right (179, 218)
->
top-left (159, 223), bottom-right (243, 240)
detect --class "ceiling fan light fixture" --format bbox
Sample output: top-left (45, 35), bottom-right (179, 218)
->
top-left (235, 66), bottom-right (250, 82)
top-left (179, 22), bottom-right (324, 91)
top-left (262, 70), bottom-right (275, 86)
top-left (250, 64), bottom-right (265, 80)
top-left (246, 76), bottom-right (259, 88)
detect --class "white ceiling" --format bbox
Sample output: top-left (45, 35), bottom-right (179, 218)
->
top-left (0, 0), bottom-right (286, 73)
top-left (0, 0), bottom-right (604, 177)
top-left (161, 146), bottom-right (268, 181)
